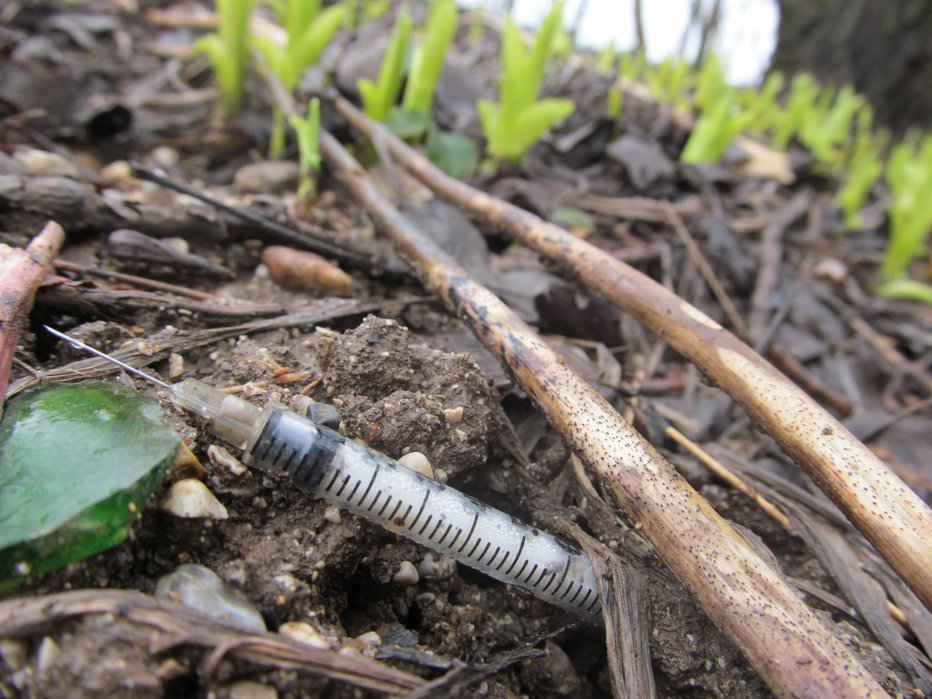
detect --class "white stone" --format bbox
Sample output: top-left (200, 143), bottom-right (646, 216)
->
top-left (208, 444), bottom-right (246, 476)
top-left (279, 622), bottom-right (330, 649)
top-left (418, 553), bottom-right (457, 580)
top-left (392, 561), bottom-right (419, 585)
top-left (443, 407), bottom-right (464, 425)
top-left (323, 505), bottom-right (342, 524)
top-left (226, 680), bottom-right (278, 699)
top-left (160, 479), bottom-right (229, 519)
top-left (398, 451), bottom-right (433, 478)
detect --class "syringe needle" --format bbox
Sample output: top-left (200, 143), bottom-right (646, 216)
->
top-left (43, 326), bottom-right (170, 388)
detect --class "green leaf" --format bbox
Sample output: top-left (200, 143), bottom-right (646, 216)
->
top-left (288, 4), bottom-right (348, 88)
top-left (402, 0), bottom-right (458, 114)
top-left (427, 130), bottom-right (478, 179)
top-left (359, 7), bottom-right (412, 121)
top-left (875, 278), bottom-right (932, 305)
top-left (0, 382), bottom-right (179, 591)
top-left (385, 108), bottom-right (433, 140)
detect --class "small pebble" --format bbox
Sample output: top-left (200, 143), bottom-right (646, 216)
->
top-left (169, 440), bottom-right (207, 481)
top-left (225, 680), bottom-right (278, 699)
top-left (160, 478), bottom-right (229, 519)
top-left (279, 621), bottom-right (330, 649)
top-left (35, 637), bottom-right (58, 674)
top-left (398, 451), bottom-right (433, 479)
top-left (392, 561), bottom-right (419, 585)
top-left (443, 406), bottom-right (464, 426)
top-left (208, 444), bottom-right (247, 476)
top-left (99, 159), bottom-right (134, 186)
top-left (418, 553), bottom-right (457, 580)
top-left (434, 468), bottom-right (448, 484)
top-left (156, 564), bottom-right (265, 633)
top-left (814, 257), bottom-right (848, 282)
top-left (151, 145), bottom-right (179, 168)
top-left (261, 246), bottom-right (353, 296)
top-left (354, 631), bottom-right (382, 658)
top-left (0, 639), bottom-right (27, 672)
top-left (168, 353), bottom-right (184, 379)
top-left (14, 147), bottom-right (78, 177)
top-left (234, 160), bottom-right (300, 193)
top-left (323, 505), bottom-right (342, 524)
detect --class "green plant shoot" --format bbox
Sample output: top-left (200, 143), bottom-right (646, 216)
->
top-left (772, 72), bottom-right (819, 149)
top-left (289, 97), bottom-right (322, 200)
top-left (476, 2), bottom-right (574, 163)
top-left (606, 84), bottom-right (623, 121)
top-left (359, 8), bottom-right (413, 121)
top-left (680, 87), bottom-right (751, 164)
top-left (596, 40), bottom-right (617, 75)
top-left (742, 70), bottom-right (783, 136)
top-left (881, 133), bottom-right (932, 282)
top-left (195, 0), bottom-right (256, 115)
top-left (255, 0), bottom-right (348, 90)
top-left (694, 53), bottom-right (726, 113)
top-left (837, 109), bottom-right (885, 229)
top-left (402, 0), bottom-right (458, 114)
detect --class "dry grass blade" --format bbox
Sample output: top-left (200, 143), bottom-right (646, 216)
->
top-left (0, 590), bottom-right (423, 694)
top-left (332, 95), bottom-right (932, 613)
top-left (319, 128), bottom-right (885, 697)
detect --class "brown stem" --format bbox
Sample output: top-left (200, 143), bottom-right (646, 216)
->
top-left (333, 95), bottom-right (932, 614)
top-left (0, 221), bottom-right (66, 416)
top-left (319, 129), bottom-right (885, 697)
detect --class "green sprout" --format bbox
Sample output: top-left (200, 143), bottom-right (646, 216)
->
top-left (402, 0), bottom-right (458, 114)
top-left (606, 84), bottom-right (623, 121)
top-left (255, 0), bottom-right (347, 157)
top-left (693, 53), bottom-right (726, 114)
top-left (742, 70), bottom-right (783, 136)
top-left (195, 0), bottom-right (256, 116)
top-left (255, 0), bottom-right (348, 91)
top-left (680, 87), bottom-right (751, 164)
top-left (837, 109), bottom-right (885, 230)
top-left (879, 133), bottom-right (932, 294)
top-left (596, 40), bottom-right (617, 75)
top-left (358, 7), bottom-right (412, 121)
top-left (646, 57), bottom-right (692, 112)
top-left (618, 50), bottom-right (646, 83)
top-left (772, 72), bottom-right (819, 149)
top-left (476, 2), bottom-right (574, 163)
top-left (801, 85), bottom-right (865, 169)
top-left (288, 97), bottom-right (322, 201)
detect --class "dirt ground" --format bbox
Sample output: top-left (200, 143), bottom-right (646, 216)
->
top-left (1, 1), bottom-right (931, 697)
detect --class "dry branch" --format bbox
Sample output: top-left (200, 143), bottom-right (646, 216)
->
top-left (333, 95), bottom-right (932, 613)
top-left (0, 589), bottom-right (423, 694)
top-left (320, 128), bottom-right (885, 697)
top-left (0, 221), bottom-right (65, 416)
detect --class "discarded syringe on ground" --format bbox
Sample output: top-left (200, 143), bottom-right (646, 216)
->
top-left (44, 326), bottom-right (602, 616)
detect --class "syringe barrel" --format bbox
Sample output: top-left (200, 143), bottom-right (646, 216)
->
top-left (249, 410), bottom-right (602, 616)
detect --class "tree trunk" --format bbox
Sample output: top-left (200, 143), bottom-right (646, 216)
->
top-left (770, 0), bottom-right (932, 133)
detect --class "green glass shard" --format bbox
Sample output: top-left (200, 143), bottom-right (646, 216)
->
top-left (0, 382), bottom-right (179, 591)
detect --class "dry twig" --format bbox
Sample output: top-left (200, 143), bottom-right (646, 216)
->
top-left (0, 221), bottom-right (65, 415)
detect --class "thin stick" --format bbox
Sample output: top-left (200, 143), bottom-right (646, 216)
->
top-left (665, 425), bottom-right (790, 528)
top-left (664, 204), bottom-right (750, 339)
top-left (130, 165), bottom-right (373, 270)
top-left (54, 259), bottom-right (215, 300)
top-left (319, 127), bottom-right (884, 697)
top-left (332, 95), bottom-right (932, 612)
top-left (0, 221), bottom-right (66, 416)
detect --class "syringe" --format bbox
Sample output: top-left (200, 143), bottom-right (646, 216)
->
top-left (44, 326), bottom-right (602, 616)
